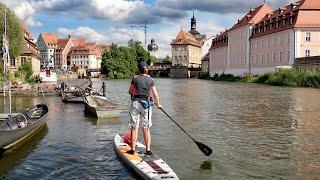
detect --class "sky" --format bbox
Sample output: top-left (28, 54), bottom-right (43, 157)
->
top-left (4, 0), bottom-right (293, 57)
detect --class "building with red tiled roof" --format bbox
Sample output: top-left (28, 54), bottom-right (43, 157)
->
top-left (170, 13), bottom-right (206, 78)
top-left (68, 43), bottom-right (105, 76)
top-left (250, 0), bottom-right (320, 74)
top-left (72, 39), bottom-right (86, 47)
top-left (209, 0), bottom-right (320, 76)
top-left (10, 20), bottom-right (41, 75)
top-left (54, 35), bottom-right (74, 69)
top-left (37, 33), bottom-right (59, 68)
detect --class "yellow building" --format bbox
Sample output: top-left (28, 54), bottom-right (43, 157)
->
top-left (170, 13), bottom-right (205, 78)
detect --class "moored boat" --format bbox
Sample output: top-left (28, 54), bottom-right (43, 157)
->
top-left (84, 95), bottom-right (120, 119)
top-left (0, 104), bottom-right (49, 150)
top-left (60, 83), bottom-right (84, 103)
top-left (113, 134), bottom-right (179, 180)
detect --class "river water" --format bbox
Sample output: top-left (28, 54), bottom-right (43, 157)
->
top-left (0, 79), bottom-right (319, 179)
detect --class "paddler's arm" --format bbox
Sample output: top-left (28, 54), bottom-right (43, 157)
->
top-left (151, 86), bottom-right (162, 109)
top-left (128, 84), bottom-right (135, 94)
top-left (128, 77), bottom-right (135, 95)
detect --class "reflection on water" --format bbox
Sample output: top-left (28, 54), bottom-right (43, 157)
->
top-left (0, 125), bottom-right (48, 176)
top-left (0, 79), bottom-right (319, 179)
top-left (199, 161), bottom-right (212, 171)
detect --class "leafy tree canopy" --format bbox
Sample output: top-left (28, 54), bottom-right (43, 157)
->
top-left (0, 3), bottom-right (24, 58)
top-left (102, 40), bottom-right (151, 79)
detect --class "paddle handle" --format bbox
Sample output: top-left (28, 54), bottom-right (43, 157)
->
top-left (160, 108), bottom-right (195, 142)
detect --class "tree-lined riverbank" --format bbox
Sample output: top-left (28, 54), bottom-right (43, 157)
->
top-left (201, 69), bottom-right (320, 88)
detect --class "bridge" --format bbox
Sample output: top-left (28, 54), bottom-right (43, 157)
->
top-left (149, 63), bottom-right (202, 78)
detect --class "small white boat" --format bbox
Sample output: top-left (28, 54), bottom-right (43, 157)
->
top-left (39, 69), bottom-right (57, 84)
top-left (113, 134), bottom-right (179, 180)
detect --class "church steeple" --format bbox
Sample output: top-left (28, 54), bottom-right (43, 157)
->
top-left (191, 9), bottom-right (197, 31)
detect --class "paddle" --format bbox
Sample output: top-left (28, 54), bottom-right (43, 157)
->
top-left (160, 108), bottom-right (213, 156)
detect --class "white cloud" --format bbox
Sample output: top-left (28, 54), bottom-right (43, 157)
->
top-left (6, 0), bottom-right (42, 27)
top-left (157, 0), bottom-right (292, 14)
top-left (58, 27), bottom-right (106, 42)
top-left (57, 26), bottom-right (175, 58)
top-left (88, 0), bottom-right (145, 22)
top-left (58, 26), bottom-right (144, 45)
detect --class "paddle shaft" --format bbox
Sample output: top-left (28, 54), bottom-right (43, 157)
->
top-left (160, 108), bottom-right (195, 142)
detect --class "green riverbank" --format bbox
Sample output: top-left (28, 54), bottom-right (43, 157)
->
top-left (200, 69), bottom-right (320, 88)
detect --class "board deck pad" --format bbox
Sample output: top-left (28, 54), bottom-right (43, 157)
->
top-left (114, 134), bottom-right (179, 180)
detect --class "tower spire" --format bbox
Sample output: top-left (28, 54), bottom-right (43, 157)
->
top-left (190, 9), bottom-right (196, 31)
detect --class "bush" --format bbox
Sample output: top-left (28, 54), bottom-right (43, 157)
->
top-left (216, 74), bottom-right (241, 82)
top-left (253, 73), bottom-right (272, 84)
top-left (18, 61), bottom-right (35, 83)
top-left (267, 69), bottom-right (320, 88)
top-left (199, 72), bottom-right (210, 79)
top-left (206, 69), bottom-right (320, 88)
top-left (241, 74), bottom-right (255, 83)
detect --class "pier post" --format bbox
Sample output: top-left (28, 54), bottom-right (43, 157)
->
top-left (102, 82), bottom-right (106, 97)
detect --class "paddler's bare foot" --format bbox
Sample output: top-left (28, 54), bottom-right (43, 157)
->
top-left (145, 151), bottom-right (153, 155)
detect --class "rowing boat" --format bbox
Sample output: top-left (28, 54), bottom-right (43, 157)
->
top-left (0, 104), bottom-right (49, 150)
top-left (113, 134), bottom-right (179, 180)
top-left (84, 95), bottom-right (120, 119)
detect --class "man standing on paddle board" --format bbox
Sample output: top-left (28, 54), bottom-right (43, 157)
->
top-left (128, 61), bottom-right (162, 155)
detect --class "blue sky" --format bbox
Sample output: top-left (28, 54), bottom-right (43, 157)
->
top-left (6, 0), bottom-right (292, 57)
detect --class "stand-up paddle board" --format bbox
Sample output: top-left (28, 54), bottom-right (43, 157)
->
top-left (114, 134), bottom-right (179, 180)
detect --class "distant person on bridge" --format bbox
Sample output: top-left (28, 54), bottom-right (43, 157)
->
top-left (127, 61), bottom-right (162, 155)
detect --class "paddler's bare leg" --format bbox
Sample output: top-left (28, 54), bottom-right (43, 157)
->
top-left (131, 127), bottom-right (138, 152)
top-left (143, 127), bottom-right (151, 154)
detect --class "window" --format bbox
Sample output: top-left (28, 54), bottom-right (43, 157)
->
top-left (305, 49), bottom-right (310, 57)
top-left (262, 54), bottom-right (264, 64)
top-left (267, 53), bottom-right (270, 63)
top-left (279, 37), bottom-right (282, 45)
top-left (280, 52), bottom-right (283, 61)
top-left (21, 57), bottom-right (26, 64)
top-left (287, 34), bottom-right (290, 44)
top-left (10, 58), bottom-right (15, 66)
top-left (306, 32), bottom-right (311, 42)
top-left (273, 52), bottom-right (276, 62)
top-left (287, 51), bottom-right (290, 62)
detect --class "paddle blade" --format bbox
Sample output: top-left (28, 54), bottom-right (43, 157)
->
top-left (195, 141), bottom-right (212, 156)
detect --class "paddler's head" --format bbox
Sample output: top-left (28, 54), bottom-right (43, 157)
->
top-left (138, 61), bottom-right (149, 74)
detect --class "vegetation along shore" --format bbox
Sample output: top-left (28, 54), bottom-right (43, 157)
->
top-left (200, 69), bottom-right (320, 88)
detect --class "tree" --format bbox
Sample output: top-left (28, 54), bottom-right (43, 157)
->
top-left (162, 55), bottom-right (171, 63)
top-left (18, 61), bottom-right (34, 83)
top-left (101, 40), bottom-right (151, 79)
top-left (0, 3), bottom-right (24, 58)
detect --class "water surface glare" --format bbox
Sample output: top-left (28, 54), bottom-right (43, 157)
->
top-left (0, 79), bottom-right (319, 179)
